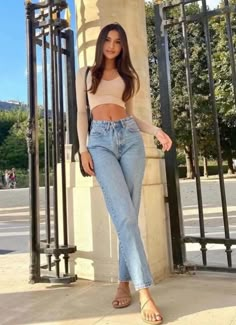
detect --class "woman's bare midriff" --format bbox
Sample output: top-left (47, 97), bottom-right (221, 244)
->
top-left (92, 104), bottom-right (128, 121)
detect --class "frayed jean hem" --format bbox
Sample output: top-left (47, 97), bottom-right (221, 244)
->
top-left (134, 281), bottom-right (153, 291)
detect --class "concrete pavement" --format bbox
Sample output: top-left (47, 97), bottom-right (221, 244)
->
top-left (1, 180), bottom-right (236, 325)
top-left (1, 179), bottom-right (236, 265)
top-left (0, 252), bottom-right (236, 325)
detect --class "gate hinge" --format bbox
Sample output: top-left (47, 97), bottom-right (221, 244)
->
top-left (164, 196), bottom-right (168, 203)
top-left (174, 263), bottom-right (197, 275)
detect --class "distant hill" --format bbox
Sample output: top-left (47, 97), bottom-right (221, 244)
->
top-left (0, 100), bottom-right (27, 111)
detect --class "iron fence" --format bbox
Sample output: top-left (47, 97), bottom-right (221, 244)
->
top-left (25, 0), bottom-right (77, 283)
top-left (154, 0), bottom-right (236, 272)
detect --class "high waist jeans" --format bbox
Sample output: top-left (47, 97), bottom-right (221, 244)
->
top-left (88, 116), bottom-right (153, 290)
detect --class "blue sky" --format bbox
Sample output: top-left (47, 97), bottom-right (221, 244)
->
top-left (0, 0), bottom-right (219, 105)
top-left (0, 0), bottom-right (75, 104)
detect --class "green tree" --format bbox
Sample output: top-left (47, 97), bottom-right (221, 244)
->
top-left (0, 123), bottom-right (28, 169)
top-left (146, 2), bottom-right (213, 178)
top-left (146, 1), bottom-right (236, 177)
top-left (0, 109), bottom-right (27, 146)
top-left (210, 4), bottom-right (236, 173)
top-left (146, 2), bottom-right (161, 127)
top-left (0, 109), bottom-right (52, 170)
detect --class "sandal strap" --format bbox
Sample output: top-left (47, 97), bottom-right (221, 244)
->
top-left (141, 298), bottom-right (151, 312)
top-left (116, 286), bottom-right (131, 298)
top-left (141, 298), bottom-right (163, 322)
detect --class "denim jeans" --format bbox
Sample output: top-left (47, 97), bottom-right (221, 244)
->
top-left (88, 116), bottom-right (153, 290)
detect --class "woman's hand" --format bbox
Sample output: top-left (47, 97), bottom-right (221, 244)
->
top-left (156, 128), bottom-right (172, 152)
top-left (81, 151), bottom-right (95, 176)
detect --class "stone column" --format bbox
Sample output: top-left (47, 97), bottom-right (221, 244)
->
top-left (64, 0), bottom-right (172, 283)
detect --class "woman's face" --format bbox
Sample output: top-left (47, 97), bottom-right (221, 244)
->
top-left (103, 30), bottom-right (122, 60)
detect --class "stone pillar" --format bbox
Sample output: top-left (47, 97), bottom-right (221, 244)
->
top-left (64, 0), bottom-right (172, 283)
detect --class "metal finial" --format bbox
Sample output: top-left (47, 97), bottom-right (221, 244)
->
top-left (64, 7), bottom-right (71, 26)
top-left (39, 0), bottom-right (45, 14)
top-left (52, 12), bottom-right (57, 20)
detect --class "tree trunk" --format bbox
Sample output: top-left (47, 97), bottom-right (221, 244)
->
top-left (203, 156), bottom-right (208, 178)
top-left (227, 149), bottom-right (235, 174)
top-left (185, 145), bottom-right (195, 179)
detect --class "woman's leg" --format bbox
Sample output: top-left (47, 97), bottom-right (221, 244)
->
top-left (118, 134), bottom-right (146, 284)
top-left (90, 147), bottom-right (162, 322)
top-left (89, 145), bottom-right (153, 290)
top-left (119, 140), bottom-right (163, 323)
top-left (111, 140), bottom-right (146, 307)
top-left (88, 118), bottom-right (163, 322)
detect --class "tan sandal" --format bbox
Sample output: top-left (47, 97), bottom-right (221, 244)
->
top-left (140, 298), bottom-right (163, 325)
top-left (112, 286), bottom-right (132, 309)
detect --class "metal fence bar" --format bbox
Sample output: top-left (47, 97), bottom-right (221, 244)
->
top-left (224, 0), bottom-right (236, 106)
top-left (48, 0), bottom-right (60, 277)
top-left (154, 0), bottom-right (236, 272)
top-left (180, 3), bottom-right (207, 265)
top-left (26, 0), bottom-right (40, 283)
top-left (154, 3), bottom-right (186, 268)
top-left (56, 19), bottom-right (69, 275)
top-left (196, 265), bottom-right (236, 272)
top-left (53, 34), bottom-right (60, 165)
top-left (64, 29), bottom-right (79, 161)
top-left (184, 236), bottom-right (236, 245)
top-left (26, 0), bottom-right (76, 283)
top-left (163, 7), bottom-right (236, 27)
top-left (41, 7), bottom-right (52, 272)
top-left (201, 0), bottom-right (232, 267)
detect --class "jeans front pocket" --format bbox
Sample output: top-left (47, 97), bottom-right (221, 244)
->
top-left (90, 126), bottom-right (106, 137)
top-left (126, 122), bottom-right (140, 133)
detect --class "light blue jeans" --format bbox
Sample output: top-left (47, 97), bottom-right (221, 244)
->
top-left (88, 116), bottom-right (153, 290)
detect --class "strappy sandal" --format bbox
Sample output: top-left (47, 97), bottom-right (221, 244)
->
top-left (112, 286), bottom-right (132, 309)
top-left (140, 298), bottom-right (163, 325)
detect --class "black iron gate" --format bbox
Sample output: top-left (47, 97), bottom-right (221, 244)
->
top-left (154, 0), bottom-right (236, 272)
top-left (25, 0), bottom-right (77, 283)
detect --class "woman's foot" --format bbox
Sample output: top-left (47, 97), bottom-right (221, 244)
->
top-left (139, 289), bottom-right (163, 325)
top-left (112, 282), bottom-right (132, 308)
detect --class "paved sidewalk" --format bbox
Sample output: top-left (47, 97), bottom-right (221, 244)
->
top-left (1, 253), bottom-right (236, 325)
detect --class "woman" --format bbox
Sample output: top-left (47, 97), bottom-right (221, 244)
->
top-left (76, 23), bottom-right (172, 325)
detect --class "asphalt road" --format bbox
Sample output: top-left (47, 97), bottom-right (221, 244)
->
top-left (0, 187), bottom-right (52, 254)
top-left (0, 178), bottom-right (235, 267)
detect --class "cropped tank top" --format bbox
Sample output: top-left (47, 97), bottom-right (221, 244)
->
top-left (76, 66), bottom-right (160, 153)
top-left (87, 69), bottom-right (125, 110)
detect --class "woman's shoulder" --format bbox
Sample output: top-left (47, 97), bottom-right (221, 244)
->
top-left (77, 66), bottom-right (87, 78)
top-left (77, 66), bottom-right (92, 77)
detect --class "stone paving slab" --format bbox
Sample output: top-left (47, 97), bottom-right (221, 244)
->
top-left (1, 253), bottom-right (236, 325)
top-left (1, 181), bottom-right (236, 324)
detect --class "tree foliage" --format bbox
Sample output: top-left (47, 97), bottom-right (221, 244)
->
top-left (210, 3), bottom-right (236, 172)
top-left (145, 1), bottom-right (236, 176)
top-left (0, 109), bottom-right (51, 171)
top-left (0, 109), bottom-right (27, 146)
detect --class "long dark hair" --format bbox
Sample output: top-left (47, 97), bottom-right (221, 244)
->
top-left (89, 23), bottom-right (140, 101)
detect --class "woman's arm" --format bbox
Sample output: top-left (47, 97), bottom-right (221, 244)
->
top-left (76, 67), bottom-right (89, 153)
top-left (75, 67), bottom-right (95, 175)
top-left (126, 96), bottom-right (172, 152)
top-left (125, 96), bottom-right (161, 136)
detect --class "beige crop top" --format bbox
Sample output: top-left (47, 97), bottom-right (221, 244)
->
top-left (76, 66), bottom-right (160, 153)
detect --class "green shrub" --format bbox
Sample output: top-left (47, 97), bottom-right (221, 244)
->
top-left (178, 165), bottom-right (229, 178)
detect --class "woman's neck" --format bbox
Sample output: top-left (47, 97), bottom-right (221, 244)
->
top-left (104, 59), bottom-right (116, 70)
